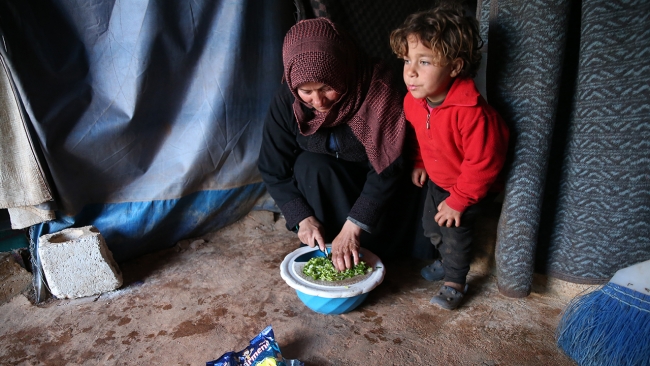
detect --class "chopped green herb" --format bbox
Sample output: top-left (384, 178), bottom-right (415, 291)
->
top-left (302, 257), bottom-right (372, 281)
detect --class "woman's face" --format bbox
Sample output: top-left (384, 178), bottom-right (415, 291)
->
top-left (296, 82), bottom-right (341, 113)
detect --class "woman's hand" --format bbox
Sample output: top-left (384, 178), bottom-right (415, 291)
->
top-left (297, 216), bottom-right (326, 252)
top-left (331, 220), bottom-right (362, 271)
top-left (411, 168), bottom-right (428, 187)
top-left (435, 200), bottom-right (462, 227)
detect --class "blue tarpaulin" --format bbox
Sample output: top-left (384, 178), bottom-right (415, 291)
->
top-left (0, 0), bottom-right (294, 262)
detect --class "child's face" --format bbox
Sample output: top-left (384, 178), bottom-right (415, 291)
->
top-left (402, 35), bottom-right (462, 103)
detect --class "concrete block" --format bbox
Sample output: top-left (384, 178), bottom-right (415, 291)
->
top-left (38, 226), bottom-right (122, 299)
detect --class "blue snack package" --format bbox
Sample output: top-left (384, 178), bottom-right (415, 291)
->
top-left (206, 325), bottom-right (303, 366)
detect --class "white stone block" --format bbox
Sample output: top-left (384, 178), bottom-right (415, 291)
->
top-left (38, 226), bottom-right (122, 299)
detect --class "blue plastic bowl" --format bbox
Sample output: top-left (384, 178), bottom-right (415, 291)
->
top-left (280, 245), bottom-right (385, 315)
top-left (295, 290), bottom-right (369, 315)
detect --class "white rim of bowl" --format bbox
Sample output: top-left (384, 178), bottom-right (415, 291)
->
top-left (280, 245), bottom-right (385, 298)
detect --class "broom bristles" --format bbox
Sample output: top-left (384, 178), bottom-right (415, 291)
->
top-left (556, 282), bottom-right (650, 366)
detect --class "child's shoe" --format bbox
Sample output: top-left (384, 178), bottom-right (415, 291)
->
top-left (420, 260), bottom-right (445, 281)
top-left (429, 284), bottom-right (469, 310)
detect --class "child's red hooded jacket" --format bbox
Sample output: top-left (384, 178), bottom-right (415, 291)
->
top-left (403, 77), bottom-right (509, 212)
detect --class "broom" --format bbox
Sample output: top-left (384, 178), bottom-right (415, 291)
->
top-left (556, 259), bottom-right (650, 366)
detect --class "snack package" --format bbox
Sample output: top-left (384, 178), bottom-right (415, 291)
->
top-left (206, 325), bottom-right (303, 366)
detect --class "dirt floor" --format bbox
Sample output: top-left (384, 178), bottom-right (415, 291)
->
top-left (0, 210), bottom-right (584, 365)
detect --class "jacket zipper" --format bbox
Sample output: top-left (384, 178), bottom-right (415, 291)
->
top-left (426, 113), bottom-right (430, 129)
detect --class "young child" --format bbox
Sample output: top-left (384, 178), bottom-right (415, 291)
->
top-left (390, 5), bottom-right (509, 310)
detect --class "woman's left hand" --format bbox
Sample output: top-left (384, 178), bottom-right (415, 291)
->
top-left (331, 220), bottom-right (362, 271)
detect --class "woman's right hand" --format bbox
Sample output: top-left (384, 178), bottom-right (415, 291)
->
top-left (330, 220), bottom-right (362, 271)
top-left (297, 216), bottom-right (326, 252)
top-left (412, 168), bottom-right (428, 187)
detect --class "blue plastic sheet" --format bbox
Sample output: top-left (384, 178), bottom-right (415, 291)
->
top-left (0, 0), bottom-right (294, 262)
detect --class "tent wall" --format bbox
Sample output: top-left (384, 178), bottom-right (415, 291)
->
top-left (0, 0), bottom-right (295, 262)
top-left (1, 0), bottom-right (648, 300)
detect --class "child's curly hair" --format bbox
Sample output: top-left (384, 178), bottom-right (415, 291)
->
top-left (390, 4), bottom-right (483, 79)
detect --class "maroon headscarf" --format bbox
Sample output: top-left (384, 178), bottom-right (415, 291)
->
top-left (282, 18), bottom-right (406, 174)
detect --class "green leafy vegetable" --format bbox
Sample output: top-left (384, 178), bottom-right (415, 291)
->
top-left (302, 257), bottom-right (372, 281)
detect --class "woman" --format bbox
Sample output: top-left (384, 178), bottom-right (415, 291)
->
top-left (258, 18), bottom-right (413, 271)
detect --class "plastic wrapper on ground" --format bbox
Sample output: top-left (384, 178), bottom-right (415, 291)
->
top-left (206, 325), bottom-right (303, 366)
